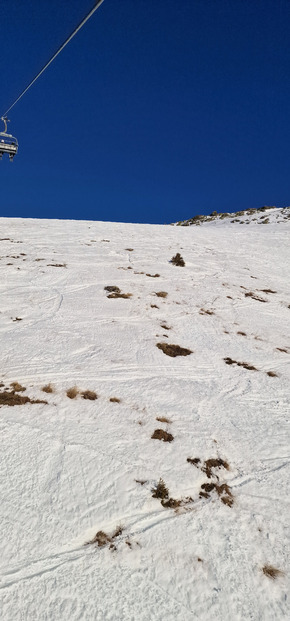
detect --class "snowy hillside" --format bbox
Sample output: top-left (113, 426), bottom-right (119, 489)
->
top-left (0, 212), bottom-right (289, 620)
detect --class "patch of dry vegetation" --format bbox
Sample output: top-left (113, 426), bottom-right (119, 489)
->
top-left (170, 253), bottom-right (185, 266)
top-left (155, 291), bottom-right (168, 298)
top-left (10, 382), bottom-right (26, 392)
top-left (42, 383), bottom-right (54, 393)
top-left (224, 357), bottom-right (258, 371)
top-left (146, 273), bottom-right (160, 278)
top-left (66, 386), bottom-right (79, 399)
top-left (110, 397), bottom-right (121, 403)
top-left (81, 390), bottom-right (98, 400)
top-left (0, 391), bottom-right (47, 407)
top-left (151, 429), bottom-right (174, 442)
top-left (156, 342), bottom-right (192, 357)
top-left (86, 524), bottom-right (124, 551)
top-left (262, 565), bottom-right (284, 580)
top-left (107, 292), bottom-right (132, 299)
top-left (156, 416), bottom-right (172, 424)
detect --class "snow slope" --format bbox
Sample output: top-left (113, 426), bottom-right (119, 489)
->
top-left (0, 213), bottom-right (289, 620)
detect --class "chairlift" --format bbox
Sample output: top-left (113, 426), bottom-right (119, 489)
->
top-left (0, 117), bottom-right (18, 161)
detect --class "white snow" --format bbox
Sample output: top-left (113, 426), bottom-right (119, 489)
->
top-left (0, 212), bottom-right (289, 620)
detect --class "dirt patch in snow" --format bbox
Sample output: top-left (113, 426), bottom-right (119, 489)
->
top-left (157, 342), bottom-right (192, 357)
top-left (151, 428), bottom-right (174, 442)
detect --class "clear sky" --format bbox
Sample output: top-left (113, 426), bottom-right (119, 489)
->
top-left (0, 0), bottom-right (289, 224)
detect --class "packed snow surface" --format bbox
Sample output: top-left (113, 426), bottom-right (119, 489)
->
top-left (0, 213), bottom-right (289, 620)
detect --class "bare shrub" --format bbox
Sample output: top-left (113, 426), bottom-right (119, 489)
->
top-left (66, 386), bottom-right (79, 399)
top-left (151, 478), bottom-right (169, 500)
top-left (170, 253), bottom-right (185, 267)
top-left (151, 428), bottom-right (174, 442)
top-left (42, 383), bottom-right (54, 393)
top-left (156, 342), bottom-right (192, 357)
top-left (82, 390), bottom-right (98, 400)
top-left (262, 565), bottom-right (284, 580)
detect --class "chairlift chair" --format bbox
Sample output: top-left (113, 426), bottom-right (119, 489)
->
top-left (0, 117), bottom-right (18, 161)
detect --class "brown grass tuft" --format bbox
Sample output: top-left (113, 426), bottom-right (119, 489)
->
top-left (203, 458), bottom-right (229, 479)
top-left (266, 371), bottom-right (278, 377)
top-left (146, 273), bottom-right (160, 278)
top-left (151, 304), bottom-right (159, 309)
top-left (187, 457), bottom-right (201, 466)
top-left (156, 416), bottom-right (172, 424)
top-left (160, 324), bottom-right (171, 330)
top-left (170, 253), bottom-right (185, 267)
top-left (104, 285), bottom-right (120, 293)
top-left (107, 292), bottom-right (132, 299)
top-left (156, 342), bottom-right (192, 357)
top-left (82, 390), bottom-right (98, 400)
top-left (262, 565), bottom-right (284, 580)
top-left (10, 382), bottom-right (26, 392)
top-left (42, 383), bottom-right (54, 393)
top-left (135, 479), bottom-right (148, 486)
top-left (110, 397), bottom-right (121, 403)
top-left (0, 391), bottom-right (47, 407)
top-left (155, 291), bottom-right (168, 298)
top-left (66, 386), bottom-right (79, 399)
top-left (151, 428), bottom-right (174, 442)
top-left (199, 308), bottom-right (215, 315)
top-left (47, 263), bottom-right (67, 268)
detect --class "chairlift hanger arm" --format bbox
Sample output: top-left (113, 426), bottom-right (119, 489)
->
top-left (1, 0), bottom-right (105, 117)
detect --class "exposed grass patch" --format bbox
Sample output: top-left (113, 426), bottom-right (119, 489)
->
top-left (0, 391), bottom-right (47, 407)
top-left (66, 386), bottom-right (79, 399)
top-left (237, 331), bottom-right (247, 336)
top-left (156, 416), bottom-right (172, 424)
top-left (276, 347), bottom-right (288, 353)
top-left (199, 481), bottom-right (233, 507)
top-left (82, 390), bottom-right (98, 400)
top-left (151, 478), bottom-right (169, 500)
top-left (10, 382), bottom-right (26, 392)
top-left (146, 273), bottom-right (160, 278)
top-left (187, 457), bottom-right (201, 467)
top-left (151, 428), bottom-right (174, 442)
top-left (42, 383), bottom-right (54, 393)
top-left (170, 253), bottom-right (185, 267)
top-left (202, 458), bottom-right (229, 479)
top-left (86, 524), bottom-right (124, 551)
top-left (12, 317), bottom-right (22, 321)
top-left (266, 371), bottom-right (278, 377)
top-left (151, 304), bottom-right (159, 309)
top-left (110, 397), bottom-right (121, 403)
top-left (155, 291), bottom-right (168, 298)
top-left (125, 248), bottom-right (134, 251)
top-left (262, 565), bottom-right (284, 580)
top-left (156, 342), bottom-right (192, 357)
top-left (199, 308), bottom-right (215, 315)
top-left (135, 479), bottom-right (148, 486)
top-left (104, 285), bottom-right (120, 293)
top-left (107, 292), bottom-right (132, 299)
top-left (160, 323), bottom-right (171, 330)
top-left (224, 357), bottom-right (258, 371)
top-left (47, 263), bottom-right (67, 268)
top-left (245, 291), bottom-right (267, 303)
top-left (260, 289), bottom-right (277, 294)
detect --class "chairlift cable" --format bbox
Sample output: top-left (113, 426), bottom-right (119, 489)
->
top-left (1, 0), bottom-right (105, 118)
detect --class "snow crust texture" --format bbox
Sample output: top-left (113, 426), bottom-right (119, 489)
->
top-left (0, 213), bottom-right (289, 620)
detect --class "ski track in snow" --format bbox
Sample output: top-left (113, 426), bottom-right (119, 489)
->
top-left (0, 214), bottom-right (289, 620)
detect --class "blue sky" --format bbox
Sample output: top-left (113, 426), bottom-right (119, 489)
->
top-left (0, 0), bottom-right (289, 224)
